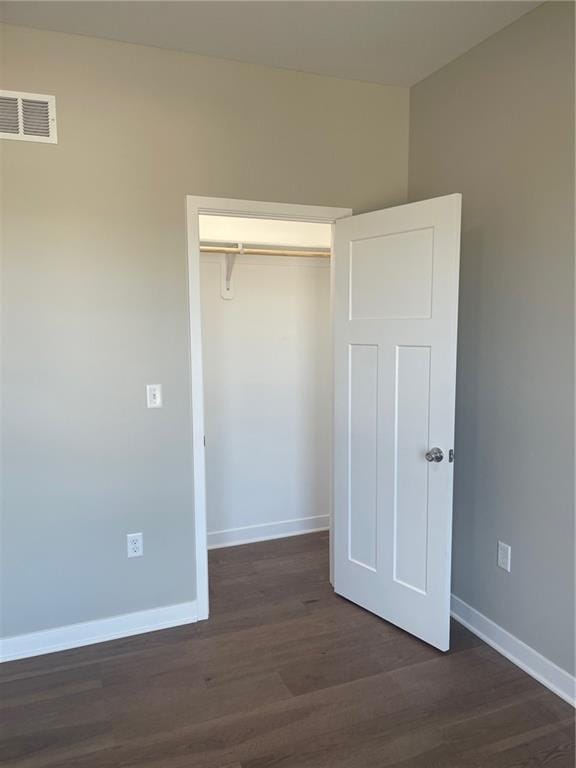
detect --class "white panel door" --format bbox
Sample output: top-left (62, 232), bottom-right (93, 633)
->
top-left (333, 194), bottom-right (461, 651)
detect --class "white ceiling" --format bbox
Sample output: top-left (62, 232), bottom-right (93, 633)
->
top-left (0, 1), bottom-right (542, 87)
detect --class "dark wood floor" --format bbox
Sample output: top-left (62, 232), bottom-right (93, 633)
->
top-left (1, 532), bottom-right (574, 767)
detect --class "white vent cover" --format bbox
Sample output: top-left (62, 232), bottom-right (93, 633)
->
top-left (0, 90), bottom-right (57, 143)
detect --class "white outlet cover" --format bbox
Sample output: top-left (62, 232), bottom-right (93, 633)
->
top-left (127, 532), bottom-right (143, 558)
top-left (146, 384), bottom-right (162, 409)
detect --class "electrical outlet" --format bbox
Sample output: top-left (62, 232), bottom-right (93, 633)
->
top-left (127, 532), bottom-right (143, 558)
top-left (497, 540), bottom-right (511, 572)
top-left (146, 384), bottom-right (162, 409)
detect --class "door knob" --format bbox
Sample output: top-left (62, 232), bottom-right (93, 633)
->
top-left (425, 447), bottom-right (444, 463)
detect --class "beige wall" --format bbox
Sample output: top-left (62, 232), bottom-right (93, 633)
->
top-left (409, 1), bottom-right (575, 673)
top-left (0, 23), bottom-right (409, 637)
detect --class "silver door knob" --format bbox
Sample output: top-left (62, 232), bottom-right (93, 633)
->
top-left (425, 447), bottom-right (444, 463)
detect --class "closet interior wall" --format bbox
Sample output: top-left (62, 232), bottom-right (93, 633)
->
top-left (199, 217), bottom-right (332, 548)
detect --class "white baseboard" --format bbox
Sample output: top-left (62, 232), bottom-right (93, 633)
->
top-left (208, 515), bottom-right (329, 549)
top-left (0, 601), bottom-right (198, 663)
top-left (451, 594), bottom-right (575, 707)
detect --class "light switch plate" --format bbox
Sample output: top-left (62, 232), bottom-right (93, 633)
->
top-left (146, 384), bottom-right (162, 408)
top-left (497, 540), bottom-right (511, 572)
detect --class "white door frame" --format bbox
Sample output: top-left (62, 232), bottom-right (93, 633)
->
top-left (186, 196), bottom-right (352, 620)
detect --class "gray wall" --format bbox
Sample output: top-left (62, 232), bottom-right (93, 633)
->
top-left (0, 24), bottom-right (409, 637)
top-left (409, 1), bottom-right (575, 673)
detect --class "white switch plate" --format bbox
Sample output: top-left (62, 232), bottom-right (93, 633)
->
top-left (146, 384), bottom-right (162, 408)
top-left (497, 540), bottom-right (511, 572)
top-left (127, 532), bottom-right (143, 558)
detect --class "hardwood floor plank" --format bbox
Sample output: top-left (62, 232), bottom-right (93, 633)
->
top-left (440, 690), bottom-right (574, 754)
top-left (0, 722), bottom-right (113, 768)
top-left (240, 723), bottom-right (446, 768)
top-left (107, 671), bottom-right (293, 742)
top-left (473, 721), bottom-right (575, 767)
top-left (0, 664), bottom-right (102, 709)
top-left (1, 686), bottom-right (109, 741)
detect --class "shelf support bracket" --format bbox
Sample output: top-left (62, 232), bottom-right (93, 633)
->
top-left (221, 243), bottom-right (241, 300)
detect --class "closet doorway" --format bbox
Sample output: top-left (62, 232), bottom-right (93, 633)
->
top-left (186, 197), bottom-right (351, 623)
top-left (187, 194), bottom-right (461, 651)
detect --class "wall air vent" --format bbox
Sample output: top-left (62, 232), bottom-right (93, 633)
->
top-left (0, 90), bottom-right (57, 144)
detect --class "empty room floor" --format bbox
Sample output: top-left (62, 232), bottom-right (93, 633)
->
top-left (1, 532), bottom-right (574, 767)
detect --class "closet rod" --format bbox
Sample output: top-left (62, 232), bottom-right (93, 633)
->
top-left (200, 244), bottom-right (330, 259)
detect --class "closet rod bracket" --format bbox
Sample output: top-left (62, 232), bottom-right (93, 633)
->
top-left (221, 244), bottom-right (241, 300)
